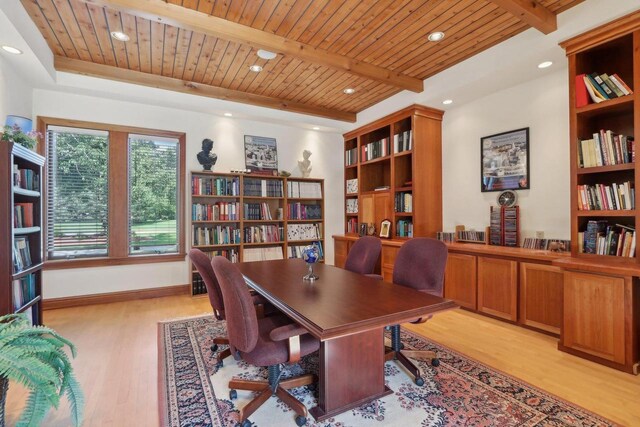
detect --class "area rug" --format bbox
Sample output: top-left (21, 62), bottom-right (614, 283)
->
top-left (158, 315), bottom-right (615, 427)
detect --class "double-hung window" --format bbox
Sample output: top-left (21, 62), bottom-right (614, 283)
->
top-left (41, 118), bottom-right (185, 267)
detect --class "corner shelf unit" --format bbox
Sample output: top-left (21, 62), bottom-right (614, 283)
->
top-left (0, 142), bottom-right (45, 325)
top-left (343, 104), bottom-right (443, 239)
top-left (189, 172), bottom-right (324, 296)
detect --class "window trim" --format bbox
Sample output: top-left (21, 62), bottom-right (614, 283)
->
top-left (38, 117), bottom-right (186, 269)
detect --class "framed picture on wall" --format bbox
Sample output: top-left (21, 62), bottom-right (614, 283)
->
top-left (244, 135), bottom-right (278, 175)
top-left (481, 127), bottom-right (530, 192)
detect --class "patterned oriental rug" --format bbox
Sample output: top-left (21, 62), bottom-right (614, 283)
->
top-left (158, 315), bottom-right (615, 427)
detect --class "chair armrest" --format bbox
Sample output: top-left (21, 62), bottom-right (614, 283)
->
top-left (365, 274), bottom-right (383, 280)
top-left (269, 323), bottom-right (309, 341)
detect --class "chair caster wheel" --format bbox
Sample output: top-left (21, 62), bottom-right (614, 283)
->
top-left (431, 358), bottom-right (440, 367)
top-left (295, 415), bottom-right (307, 426)
top-left (211, 343), bottom-right (218, 352)
top-left (414, 377), bottom-right (425, 386)
top-left (399, 343), bottom-right (405, 350)
top-left (235, 420), bottom-right (251, 427)
top-left (216, 359), bottom-right (223, 369)
top-left (229, 389), bottom-right (237, 400)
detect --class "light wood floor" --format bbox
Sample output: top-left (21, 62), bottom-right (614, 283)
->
top-left (5, 296), bottom-right (640, 426)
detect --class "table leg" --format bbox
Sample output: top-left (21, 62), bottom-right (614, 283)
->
top-left (310, 328), bottom-right (392, 421)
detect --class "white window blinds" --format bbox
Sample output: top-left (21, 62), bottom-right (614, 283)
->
top-left (46, 126), bottom-right (109, 259)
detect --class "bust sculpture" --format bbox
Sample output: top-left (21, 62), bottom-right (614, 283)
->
top-left (298, 149), bottom-right (312, 178)
top-left (197, 138), bottom-right (218, 171)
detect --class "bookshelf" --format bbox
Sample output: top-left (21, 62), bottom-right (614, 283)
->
top-left (189, 172), bottom-right (324, 296)
top-left (0, 142), bottom-right (45, 325)
top-left (342, 104), bottom-right (443, 239)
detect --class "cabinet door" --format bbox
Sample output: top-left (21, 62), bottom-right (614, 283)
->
top-left (360, 192), bottom-right (391, 232)
top-left (477, 257), bottom-right (518, 321)
top-left (381, 245), bottom-right (398, 282)
top-left (333, 238), bottom-right (351, 268)
top-left (519, 263), bottom-right (562, 334)
top-left (444, 253), bottom-right (477, 310)
top-left (562, 272), bottom-right (626, 364)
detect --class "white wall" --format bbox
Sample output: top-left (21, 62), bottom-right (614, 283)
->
top-left (34, 89), bottom-right (343, 299)
top-left (0, 56), bottom-right (32, 124)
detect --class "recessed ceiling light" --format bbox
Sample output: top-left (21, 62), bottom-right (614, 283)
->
top-left (343, 88), bottom-right (356, 95)
top-left (427, 31), bottom-right (445, 42)
top-left (249, 64), bottom-right (263, 72)
top-left (538, 61), bottom-right (553, 69)
top-left (312, 126), bottom-right (320, 130)
top-left (110, 31), bottom-right (130, 42)
top-left (257, 49), bottom-right (277, 60)
top-left (224, 112), bottom-right (233, 117)
top-left (442, 99), bottom-right (453, 105)
top-left (1, 45), bottom-right (22, 55)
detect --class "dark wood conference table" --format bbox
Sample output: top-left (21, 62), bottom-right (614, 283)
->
top-left (236, 258), bottom-right (457, 421)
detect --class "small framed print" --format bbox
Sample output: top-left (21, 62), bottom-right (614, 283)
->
top-left (379, 219), bottom-right (391, 238)
top-left (481, 127), bottom-right (529, 192)
top-left (359, 223), bottom-right (368, 237)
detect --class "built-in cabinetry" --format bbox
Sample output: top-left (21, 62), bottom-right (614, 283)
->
top-left (190, 172), bottom-right (324, 296)
top-left (1, 142), bottom-right (45, 325)
top-left (343, 105), bottom-right (443, 239)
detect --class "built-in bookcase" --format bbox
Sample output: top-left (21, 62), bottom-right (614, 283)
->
top-left (1, 142), bottom-right (45, 325)
top-left (189, 172), bottom-right (324, 296)
top-left (561, 11), bottom-right (640, 262)
top-left (343, 104), bottom-right (443, 239)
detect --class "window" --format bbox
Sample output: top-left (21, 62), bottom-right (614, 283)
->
top-left (41, 118), bottom-right (185, 267)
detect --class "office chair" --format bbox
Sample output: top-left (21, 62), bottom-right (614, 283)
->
top-left (344, 236), bottom-right (382, 276)
top-left (212, 257), bottom-right (319, 427)
top-left (188, 248), bottom-right (268, 366)
top-left (385, 238), bottom-right (448, 386)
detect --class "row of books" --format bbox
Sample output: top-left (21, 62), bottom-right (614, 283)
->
top-left (396, 220), bottom-right (413, 237)
top-left (243, 247), bottom-right (284, 262)
top-left (13, 236), bottom-right (32, 273)
top-left (192, 202), bottom-right (240, 221)
top-left (577, 181), bottom-right (634, 211)
top-left (192, 176), bottom-right (240, 196)
top-left (436, 232), bottom-right (455, 243)
top-left (394, 192), bottom-right (412, 213)
top-left (287, 223), bottom-right (322, 241)
top-left (394, 130), bottom-right (413, 153)
top-left (193, 226), bottom-right (242, 246)
top-left (346, 218), bottom-right (358, 233)
top-left (287, 203), bottom-right (321, 220)
top-left (346, 199), bottom-right (358, 214)
top-left (244, 202), bottom-right (274, 220)
top-left (490, 206), bottom-right (519, 247)
top-left (581, 221), bottom-right (635, 257)
top-left (192, 275), bottom-right (209, 295)
top-left (244, 225), bottom-right (283, 243)
top-left (12, 166), bottom-right (39, 191)
top-left (194, 248), bottom-right (239, 263)
top-left (361, 137), bottom-right (390, 162)
top-left (12, 273), bottom-right (37, 310)
top-left (578, 131), bottom-right (634, 168)
top-left (345, 147), bottom-right (358, 166)
top-left (457, 230), bottom-right (486, 242)
top-left (287, 181), bottom-right (322, 198)
top-left (14, 202), bottom-right (34, 228)
top-left (576, 72), bottom-right (633, 106)
top-left (287, 241), bottom-right (324, 260)
top-left (244, 179), bottom-right (283, 197)
top-left (521, 238), bottom-right (571, 251)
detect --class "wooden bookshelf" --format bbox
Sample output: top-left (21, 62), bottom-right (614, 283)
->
top-left (189, 172), bottom-right (324, 296)
top-left (342, 104), bottom-right (443, 239)
top-left (1, 142), bottom-right (45, 325)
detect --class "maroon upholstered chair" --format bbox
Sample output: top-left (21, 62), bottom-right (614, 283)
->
top-left (385, 238), bottom-right (448, 386)
top-left (188, 249), bottom-right (268, 366)
top-left (344, 236), bottom-right (382, 276)
top-left (212, 257), bottom-right (319, 427)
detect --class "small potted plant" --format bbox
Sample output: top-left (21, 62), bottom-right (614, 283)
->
top-left (0, 313), bottom-right (84, 427)
top-left (1, 124), bottom-right (41, 150)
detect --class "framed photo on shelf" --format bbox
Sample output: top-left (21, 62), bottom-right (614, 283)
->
top-left (481, 127), bottom-right (530, 192)
top-left (244, 135), bottom-right (278, 175)
top-left (379, 219), bottom-right (391, 238)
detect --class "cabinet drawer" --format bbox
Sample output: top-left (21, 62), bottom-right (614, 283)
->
top-left (519, 263), bottom-right (562, 335)
top-left (444, 253), bottom-right (477, 310)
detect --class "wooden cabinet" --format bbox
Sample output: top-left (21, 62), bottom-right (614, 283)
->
top-left (334, 237), bottom-right (351, 269)
top-left (444, 253), bottom-right (477, 310)
top-left (477, 257), bottom-right (518, 321)
top-left (519, 263), bottom-right (563, 334)
top-left (360, 192), bottom-right (392, 233)
top-left (380, 245), bottom-right (398, 282)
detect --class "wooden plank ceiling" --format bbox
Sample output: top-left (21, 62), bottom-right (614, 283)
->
top-left (22, 0), bottom-right (583, 121)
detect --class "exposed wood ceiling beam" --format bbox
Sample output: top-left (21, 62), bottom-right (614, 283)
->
top-left (79, 0), bottom-right (424, 92)
top-left (488, 0), bottom-right (557, 34)
top-left (54, 56), bottom-right (356, 122)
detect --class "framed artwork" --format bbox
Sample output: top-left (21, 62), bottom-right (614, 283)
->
top-left (379, 219), bottom-right (391, 238)
top-left (244, 135), bottom-right (278, 174)
top-left (481, 127), bottom-right (530, 192)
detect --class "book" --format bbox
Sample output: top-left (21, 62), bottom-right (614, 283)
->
top-left (600, 73), bottom-right (624, 97)
top-left (583, 75), bottom-right (605, 103)
top-left (591, 73), bottom-right (616, 98)
top-left (610, 73), bottom-right (633, 95)
top-left (575, 74), bottom-right (589, 107)
top-left (586, 74), bottom-right (609, 100)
